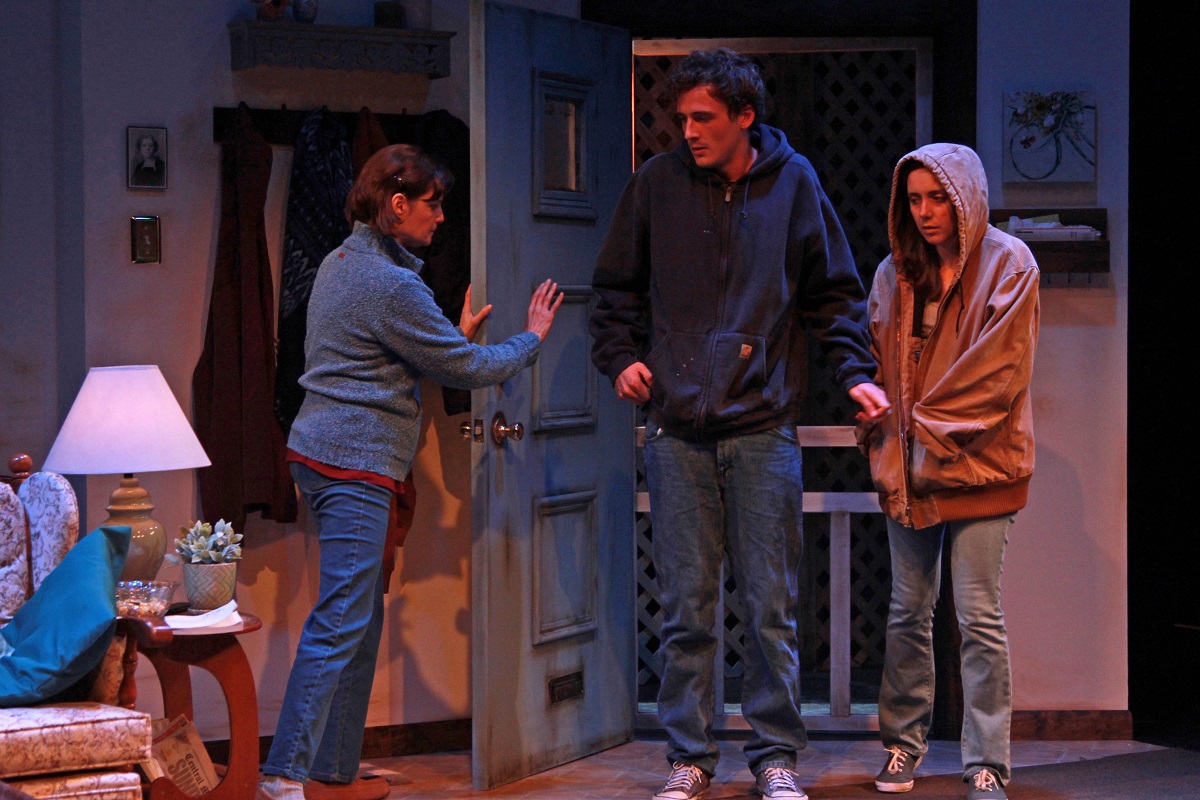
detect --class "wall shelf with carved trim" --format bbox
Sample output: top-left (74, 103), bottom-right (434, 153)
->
top-left (990, 207), bottom-right (1109, 275)
top-left (228, 20), bottom-right (454, 77)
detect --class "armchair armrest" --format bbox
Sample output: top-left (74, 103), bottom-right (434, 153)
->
top-left (117, 615), bottom-right (174, 648)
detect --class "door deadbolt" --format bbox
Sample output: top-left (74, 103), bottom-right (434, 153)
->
top-left (460, 419), bottom-right (484, 442)
top-left (490, 412), bottom-right (524, 446)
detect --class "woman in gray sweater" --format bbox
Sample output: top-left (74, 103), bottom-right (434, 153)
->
top-left (260, 144), bottom-right (562, 800)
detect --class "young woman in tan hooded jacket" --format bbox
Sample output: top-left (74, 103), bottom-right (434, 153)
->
top-left (856, 143), bottom-right (1039, 800)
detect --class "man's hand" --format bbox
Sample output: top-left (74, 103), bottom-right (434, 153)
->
top-left (615, 362), bottom-right (653, 405)
top-left (850, 382), bottom-right (891, 423)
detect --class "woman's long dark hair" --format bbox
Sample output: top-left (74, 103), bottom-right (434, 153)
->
top-left (345, 144), bottom-right (454, 235)
top-left (893, 158), bottom-right (953, 301)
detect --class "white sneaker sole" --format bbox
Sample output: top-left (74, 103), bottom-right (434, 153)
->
top-left (652, 791), bottom-right (707, 800)
top-left (874, 779), bottom-right (914, 792)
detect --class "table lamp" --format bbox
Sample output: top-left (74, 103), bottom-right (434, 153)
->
top-left (43, 365), bottom-right (212, 581)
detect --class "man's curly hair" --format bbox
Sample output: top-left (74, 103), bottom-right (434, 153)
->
top-left (662, 48), bottom-right (766, 122)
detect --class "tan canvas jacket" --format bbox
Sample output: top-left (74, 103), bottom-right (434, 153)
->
top-left (858, 143), bottom-right (1040, 529)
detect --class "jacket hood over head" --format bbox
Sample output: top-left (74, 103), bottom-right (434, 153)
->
top-left (862, 141), bottom-right (1039, 529)
top-left (888, 142), bottom-right (990, 274)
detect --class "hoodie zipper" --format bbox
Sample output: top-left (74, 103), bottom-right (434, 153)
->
top-left (896, 295), bottom-right (913, 527)
top-left (898, 269), bottom-right (963, 527)
top-left (696, 181), bottom-right (736, 428)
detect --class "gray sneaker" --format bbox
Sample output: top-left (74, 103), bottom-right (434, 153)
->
top-left (965, 768), bottom-right (1007, 800)
top-left (653, 762), bottom-right (710, 800)
top-left (875, 747), bottom-right (920, 793)
top-left (754, 767), bottom-right (808, 799)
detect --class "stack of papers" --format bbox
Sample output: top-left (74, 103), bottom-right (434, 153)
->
top-left (999, 214), bottom-right (1102, 242)
top-left (165, 600), bottom-right (241, 630)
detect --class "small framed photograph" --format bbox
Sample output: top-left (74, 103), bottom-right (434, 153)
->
top-left (131, 216), bottom-right (161, 263)
top-left (127, 126), bottom-right (167, 190)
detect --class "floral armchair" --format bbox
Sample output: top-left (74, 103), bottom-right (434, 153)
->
top-left (0, 454), bottom-right (167, 800)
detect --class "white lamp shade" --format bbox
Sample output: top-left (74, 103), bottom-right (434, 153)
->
top-left (43, 365), bottom-right (212, 475)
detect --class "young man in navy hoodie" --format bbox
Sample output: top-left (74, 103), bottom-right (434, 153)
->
top-left (590, 48), bottom-right (890, 800)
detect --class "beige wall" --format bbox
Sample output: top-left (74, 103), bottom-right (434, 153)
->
top-left (976, 0), bottom-right (1129, 711)
top-left (0, 0), bottom-right (577, 738)
top-left (0, 0), bottom-right (1128, 741)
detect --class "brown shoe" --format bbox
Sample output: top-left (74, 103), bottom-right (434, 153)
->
top-left (304, 776), bottom-right (389, 800)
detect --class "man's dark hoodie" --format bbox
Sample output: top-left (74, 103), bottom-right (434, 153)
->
top-left (590, 123), bottom-right (875, 442)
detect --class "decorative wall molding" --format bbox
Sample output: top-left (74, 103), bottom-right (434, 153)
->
top-left (228, 20), bottom-right (454, 77)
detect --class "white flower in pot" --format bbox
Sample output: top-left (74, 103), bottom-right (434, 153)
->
top-left (175, 519), bottom-right (242, 610)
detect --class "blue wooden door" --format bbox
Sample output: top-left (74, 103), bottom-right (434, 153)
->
top-left (468, 0), bottom-right (634, 790)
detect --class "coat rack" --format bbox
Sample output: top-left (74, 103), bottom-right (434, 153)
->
top-left (212, 105), bottom-right (422, 146)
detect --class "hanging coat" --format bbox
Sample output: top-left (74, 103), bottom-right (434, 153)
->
top-left (274, 107), bottom-right (355, 435)
top-left (192, 103), bottom-right (297, 527)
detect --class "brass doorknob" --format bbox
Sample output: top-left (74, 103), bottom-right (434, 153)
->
top-left (490, 412), bottom-right (524, 446)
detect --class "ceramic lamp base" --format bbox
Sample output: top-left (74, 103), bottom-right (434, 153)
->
top-left (105, 475), bottom-right (167, 582)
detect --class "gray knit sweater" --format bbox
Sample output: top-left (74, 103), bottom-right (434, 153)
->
top-left (288, 222), bottom-right (540, 481)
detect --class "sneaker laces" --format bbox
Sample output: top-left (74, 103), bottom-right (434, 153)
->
top-left (662, 763), bottom-right (706, 794)
top-left (883, 747), bottom-right (910, 775)
top-left (973, 770), bottom-right (1000, 791)
top-left (760, 767), bottom-right (800, 794)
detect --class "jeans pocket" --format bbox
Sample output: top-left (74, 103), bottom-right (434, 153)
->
top-left (644, 419), bottom-right (666, 444)
top-left (766, 424), bottom-right (798, 443)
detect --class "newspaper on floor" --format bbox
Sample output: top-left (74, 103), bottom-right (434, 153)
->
top-left (144, 714), bottom-right (220, 796)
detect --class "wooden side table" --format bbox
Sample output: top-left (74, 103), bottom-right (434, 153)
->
top-left (139, 613), bottom-right (263, 800)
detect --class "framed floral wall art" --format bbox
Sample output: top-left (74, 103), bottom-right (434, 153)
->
top-left (1002, 91), bottom-right (1095, 183)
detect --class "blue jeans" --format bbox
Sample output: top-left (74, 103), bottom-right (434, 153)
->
top-left (262, 462), bottom-right (392, 784)
top-left (644, 422), bottom-right (806, 777)
top-left (878, 514), bottom-right (1014, 785)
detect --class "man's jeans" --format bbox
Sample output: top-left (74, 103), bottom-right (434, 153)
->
top-left (644, 422), bottom-right (807, 777)
top-left (879, 514), bottom-right (1014, 784)
top-left (263, 462), bottom-right (392, 784)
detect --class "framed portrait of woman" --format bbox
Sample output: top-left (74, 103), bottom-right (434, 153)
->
top-left (127, 126), bottom-right (168, 190)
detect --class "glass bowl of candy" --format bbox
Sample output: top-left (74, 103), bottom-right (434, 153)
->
top-left (116, 580), bottom-right (178, 618)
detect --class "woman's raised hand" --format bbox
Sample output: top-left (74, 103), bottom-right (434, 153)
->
top-left (525, 279), bottom-right (564, 342)
top-left (459, 284), bottom-right (492, 342)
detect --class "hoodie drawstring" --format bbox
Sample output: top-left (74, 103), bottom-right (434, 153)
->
top-left (952, 281), bottom-right (965, 335)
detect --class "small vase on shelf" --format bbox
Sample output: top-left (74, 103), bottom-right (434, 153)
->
top-left (253, 0), bottom-right (290, 21)
top-left (293, 0), bottom-right (318, 24)
top-left (400, 0), bottom-right (431, 29)
top-left (374, 1), bottom-right (405, 28)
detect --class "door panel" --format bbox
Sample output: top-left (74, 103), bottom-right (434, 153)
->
top-left (469, 1), bottom-right (634, 790)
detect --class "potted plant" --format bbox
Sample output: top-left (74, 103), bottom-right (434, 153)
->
top-left (175, 519), bottom-right (242, 610)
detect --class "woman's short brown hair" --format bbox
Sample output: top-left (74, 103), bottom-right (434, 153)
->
top-left (345, 144), bottom-right (454, 235)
